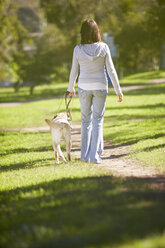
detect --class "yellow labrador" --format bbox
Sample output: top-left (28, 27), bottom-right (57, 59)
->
top-left (45, 113), bottom-right (72, 164)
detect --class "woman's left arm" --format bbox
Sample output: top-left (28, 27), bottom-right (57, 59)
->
top-left (105, 44), bottom-right (123, 101)
top-left (67, 46), bottom-right (79, 95)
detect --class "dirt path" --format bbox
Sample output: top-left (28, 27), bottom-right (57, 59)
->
top-left (4, 124), bottom-right (164, 179)
top-left (71, 125), bottom-right (163, 178)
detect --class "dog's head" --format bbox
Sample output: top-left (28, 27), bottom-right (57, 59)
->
top-left (52, 113), bottom-right (66, 120)
top-left (52, 112), bottom-right (72, 122)
top-left (45, 112), bottom-right (72, 128)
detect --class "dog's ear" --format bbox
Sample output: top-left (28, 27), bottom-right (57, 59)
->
top-left (45, 119), bottom-right (54, 127)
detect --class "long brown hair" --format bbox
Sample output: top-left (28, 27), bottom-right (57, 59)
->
top-left (80, 19), bottom-right (101, 44)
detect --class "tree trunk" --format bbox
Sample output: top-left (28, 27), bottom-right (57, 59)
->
top-left (30, 85), bottom-right (34, 95)
top-left (14, 82), bottom-right (19, 92)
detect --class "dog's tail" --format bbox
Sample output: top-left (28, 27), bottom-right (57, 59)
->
top-left (45, 119), bottom-right (54, 128)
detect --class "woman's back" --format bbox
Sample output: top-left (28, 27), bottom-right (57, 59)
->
top-left (76, 42), bottom-right (108, 87)
top-left (68, 40), bottom-right (122, 94)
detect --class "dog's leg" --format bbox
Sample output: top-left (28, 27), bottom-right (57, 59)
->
top-left (57, 145), bottom-right (66, 162)
top-left (66, 138), bottom-right (71, 161)
top-left (53, 142), bottom-right (59, 164)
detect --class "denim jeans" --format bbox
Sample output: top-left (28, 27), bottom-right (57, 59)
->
top-left (78, 87), bottom-right (108, 163)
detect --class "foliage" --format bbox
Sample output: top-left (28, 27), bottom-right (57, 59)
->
top-left (13, 14), bottom-right (69, 94)
top-left (41, 0), bottom-right (165, 75)
top-left (0, 0), bottom-right (27, 81)
top-left (0, 0), bottom-right (65, 94)
top-left (1, 0), bottom-right (165, 89)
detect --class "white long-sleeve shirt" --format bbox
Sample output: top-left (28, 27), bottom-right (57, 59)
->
top-left (68, 41), bottom-right (122, 95)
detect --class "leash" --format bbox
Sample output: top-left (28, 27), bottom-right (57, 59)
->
top-left (56, 95), bottom-right (64, 114)
top-left (65, 91), bottom-right (72, 120)
top-left (53, 92), bottom-right (73, 120)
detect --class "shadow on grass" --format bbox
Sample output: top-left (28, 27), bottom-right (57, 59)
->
top-left (0, 145), bottom-right (53, 157)
top-left (0, 158), bottom-right (54, 173)
top-left (102, 153), bottom-right (129, 160)
top-left (104, 132), bottom-right (165, 147)
top-left (102, 144), bottom-right (131, 159)
top-left (0, 175), bottom-right (164, 248)
top-left (140, 143), bottom-right (165, 152)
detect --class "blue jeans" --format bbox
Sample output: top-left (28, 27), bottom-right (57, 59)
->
top-left (78, 87), bottom-right (108, 163)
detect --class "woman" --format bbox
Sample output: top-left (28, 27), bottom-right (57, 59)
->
top-left (67, 19), bottom-right (123, 163)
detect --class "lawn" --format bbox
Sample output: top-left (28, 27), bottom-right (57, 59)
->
top-left (0, 71), bottom-right (165, 247)
top-left (0, 132), bottom-right (165, 248)
top-left (0, 82), bottom-right (165, 172)
top-left (0, 70), bottom-right (164, 103)
top-left (104, 84), bottom-right (165, 172)
top-left (120, 70), bottom-right (165, 86)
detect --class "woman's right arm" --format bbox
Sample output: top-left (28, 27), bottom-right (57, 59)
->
top-left (67, 46), bottom-right (79, 95)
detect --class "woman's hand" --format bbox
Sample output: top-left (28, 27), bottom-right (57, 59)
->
top-left (118, 93), bottom-right (123, 102)
top-left (68, 91), bottom-right (76, 97)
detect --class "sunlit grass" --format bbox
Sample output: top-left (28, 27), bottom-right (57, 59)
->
top-left (1, 83), bottom-right (164, 171)
top-left (0, 70), bottom-right (165, 103)
top-left (0, 130), bottom-right (165, 247)
top-left (117, 234), bottom-right (165, 248)
top-left (0, 131), bottom-right (109, 192)
top-left (0, 71), bottom-right (165, 247)
top-left (120, 70), bottom-right (165, 85)
top-left (0, 139), bottom-right (165, 248)
top-left (103, 84), bottom-right (165, 172)
top-left (0, 81), bottom-right (68, 103)
top-left (0, 96), bottom-right (81, 128)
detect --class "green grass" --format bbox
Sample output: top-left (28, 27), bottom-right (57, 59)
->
top-left (0, 71), bottom-right (165, 247)
top-left (0, 70), bottom-right (164, 103)
top-left (0, 81), bottom-right (68, 103)
top-left (0, 97), bottom-right (81, 128)
top-left (0, 131), bottom-right (107, 191)
top-left (0, 132), bottom-right (165, 248)
top-left (104, 84), bottom-right (165, 172)
top-left (120, 70), bottom-right (165, 86)
top-left (1, 83), bottom-right (164, 172)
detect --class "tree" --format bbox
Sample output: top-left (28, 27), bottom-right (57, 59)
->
top-left (0, 0), bottom-right (27, 82)
top-left (41, 0), bottom-right (165, 75)
top-left (1, 0), bottom-right (164, 86)
top-left (147, 0), bottom-right (165, 69)
top-left (14, 24), bottom-right (68, 94)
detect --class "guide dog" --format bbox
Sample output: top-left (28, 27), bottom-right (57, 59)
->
top-left (45, 113), bottom-right (72, 164)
